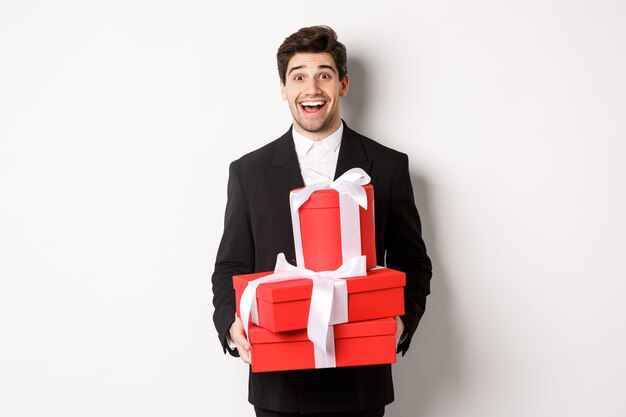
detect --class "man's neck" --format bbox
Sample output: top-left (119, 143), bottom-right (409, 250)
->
top-left (292, 118), bottom-right (342, 141)
top-left (292, 122), bottom-right (343, 147)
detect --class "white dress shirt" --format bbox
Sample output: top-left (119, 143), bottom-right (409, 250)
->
top-left (292, 123), bottom-right (343, 185)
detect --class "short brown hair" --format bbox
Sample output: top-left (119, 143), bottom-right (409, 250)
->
top-left (277, 25), bottom-right (347, 84)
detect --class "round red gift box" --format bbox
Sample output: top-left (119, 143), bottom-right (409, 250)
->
top-left (296, 184), bottom-right (376, 271)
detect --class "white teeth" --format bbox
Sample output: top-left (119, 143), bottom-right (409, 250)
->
top-left (301, 101), bottom-right (325, 106)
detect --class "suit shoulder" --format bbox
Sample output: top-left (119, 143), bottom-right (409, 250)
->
top-left (230, 132), bottom-right (288, 171)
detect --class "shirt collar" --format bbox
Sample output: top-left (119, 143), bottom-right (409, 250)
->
top-left (292, 122), bottom-right (343, 157)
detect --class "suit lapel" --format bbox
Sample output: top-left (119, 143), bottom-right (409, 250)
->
top-left (334, 122), bottom-right (372, 179)
top-left (268, 128), bottom-right (305, 193)
top-left (267, 129), bottom-right (304, 258)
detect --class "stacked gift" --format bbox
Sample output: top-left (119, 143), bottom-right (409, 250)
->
top-left (233, 168), bottom-right (405, 373)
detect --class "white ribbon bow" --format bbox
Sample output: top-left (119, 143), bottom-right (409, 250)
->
top-left (239, 253), bottom-right (367, 368)
top-left (290, 167), bottom-right (371, 269)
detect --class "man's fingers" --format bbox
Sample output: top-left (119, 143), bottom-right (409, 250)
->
top-left (237, 344), bottom-right (251, 363)
top-left (230, 317), bottom-right (250, 349)
top-left (394, 316), bottom-right (405, 347)
top-left (230, 315), bottom-right (251, 363)
top-left (235, 338), bottom-right (250, 353)
top-left (231, 331), bottom-right (250, 350)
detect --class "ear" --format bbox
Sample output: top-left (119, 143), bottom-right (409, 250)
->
top-left (339, 74), bottom-right (350, 97)
top-left (280, 79), bottom-right (287, 100)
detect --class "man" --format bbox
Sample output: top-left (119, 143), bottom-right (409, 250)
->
top-left (212, 26), bottom-right (432, 417)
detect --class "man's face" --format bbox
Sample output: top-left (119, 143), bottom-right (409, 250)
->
top-left (280, 52), bottom-right (349, 140)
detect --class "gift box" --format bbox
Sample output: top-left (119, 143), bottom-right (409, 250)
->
top-left (234, 267), bottom-right (405, 333)
top-left (248, 317), bottom-right (397, 373)
top-left (291, 180), bottom-right (376, 272)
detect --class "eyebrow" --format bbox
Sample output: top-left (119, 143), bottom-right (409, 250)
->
top-left (287, 64), bottom-right (337, 76)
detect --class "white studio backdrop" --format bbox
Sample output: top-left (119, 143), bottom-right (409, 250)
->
top-left (1, 1), bottom-right (625, 416)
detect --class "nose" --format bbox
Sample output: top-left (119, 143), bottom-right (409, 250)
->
top-left (303, 77), bottom-right (322, 96)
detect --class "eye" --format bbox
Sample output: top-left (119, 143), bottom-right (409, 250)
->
top-left (319, 73), bottom-right (330, 80)
top-left (293, 75), bottom-right (304, 81)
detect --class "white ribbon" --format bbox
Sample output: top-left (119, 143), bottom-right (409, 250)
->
top-left (239, 253), bottom-right (367, 368)
top-left (289, 167), bottom-right (371, 269)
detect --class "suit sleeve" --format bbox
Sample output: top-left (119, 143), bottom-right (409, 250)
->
top-left (384, 153), bottom-right (432, 355)
top-left (211, 161), bottom-right (255, 356)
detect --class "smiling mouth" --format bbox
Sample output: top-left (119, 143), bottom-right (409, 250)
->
top-left (299, 100), bottom-right (327, 114)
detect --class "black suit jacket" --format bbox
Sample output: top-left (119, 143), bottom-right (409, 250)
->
top-left (211, 123), bottom-right (432, 413)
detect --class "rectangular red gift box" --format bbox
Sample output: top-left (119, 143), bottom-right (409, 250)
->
top-left (248, 317), bottom-right (397, 373)
top-left (233, 268), bottom-right (405, 333)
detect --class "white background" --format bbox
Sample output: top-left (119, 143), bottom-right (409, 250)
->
top-left (1, 1), bottom-right (625, 416)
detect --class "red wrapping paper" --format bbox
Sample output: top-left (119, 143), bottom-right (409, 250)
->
top-left (233, 267), bottom-right (405, 333)
top-left (248, 317), bottom-right (397, 373)
top-left (295, 184), bottom-right (376, 271)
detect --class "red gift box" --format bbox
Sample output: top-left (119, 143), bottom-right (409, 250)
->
top-left (248, 317), bottom-right (397, 373)
top-left (294, 184), bottom-right (376, 271)
top-left (233, 267), bottom-right (405, 333)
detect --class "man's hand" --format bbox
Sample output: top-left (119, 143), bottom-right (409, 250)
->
top-left (229, 316), bottom-right (251, 364)
top-left (394, 316), bottom-right (405, 348)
